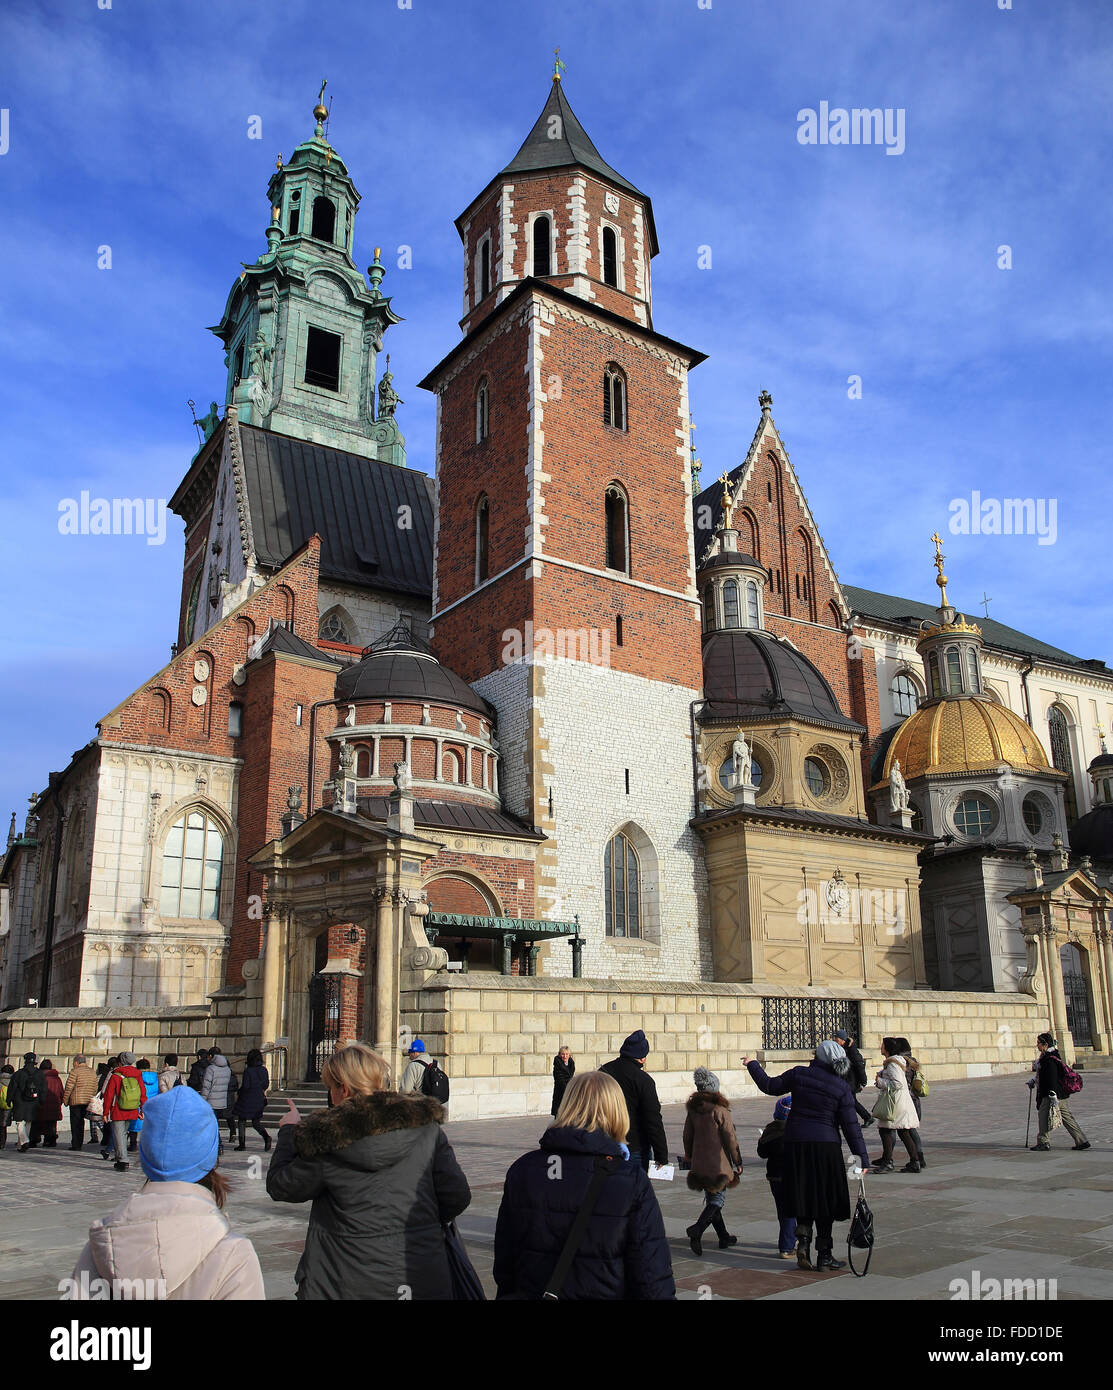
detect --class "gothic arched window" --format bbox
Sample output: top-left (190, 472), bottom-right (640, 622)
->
top-left (603, 831), bottom-right (640, 938)
top-left (722, 579), bottom-right (740, 628)
top-left (605, 484), bottom-right (629, 574)
top-left (532, 216), bottom-right (552, 277)
top-left (311, 196), bottom-right (336, 243)
top-left (475, 378), bottom-right (489, 443)
top-left (1048, 705), bottom-right (1079, 823)
top-left (475, 495), bottom-right (490, 584)
top-left (891, 673), bottom-right (920, 719)
top-left (160, 810), bottom-right (224, 920)
top-left (478, 237), bottom-right (492, 301)
top-left (355, 747), bottom-right (371, 778)
top-left (603, 365), bottom-right (627, 430)
top-left (319, 609), bottom-right (352, 644)
top-left (602, 225), bottom-right (618, 287)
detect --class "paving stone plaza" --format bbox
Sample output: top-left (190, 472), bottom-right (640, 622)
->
top-left (3, 1071), bottom-right (1109, 1303)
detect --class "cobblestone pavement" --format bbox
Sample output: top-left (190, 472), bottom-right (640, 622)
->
top-left (2, 1072), bottom-right (1109, 1301)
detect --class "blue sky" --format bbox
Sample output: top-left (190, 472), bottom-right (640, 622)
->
top-left (1, 0), bottom-right (1110, 822)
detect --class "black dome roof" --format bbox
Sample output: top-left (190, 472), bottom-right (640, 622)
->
top-left (1070, 803), bottom-right (1113, 861)
top-left (698, 550), bottom-right (766, 575)
top-left (700, 629), bottom-right (862, 730)
top-left (335, 620), bottom-right (493, 718)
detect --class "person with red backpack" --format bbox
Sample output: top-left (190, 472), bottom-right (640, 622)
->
top-left (1029, 1032), bottom-right (1089, 1153)
top-left (102, 1051), bottom-right (149, 1173)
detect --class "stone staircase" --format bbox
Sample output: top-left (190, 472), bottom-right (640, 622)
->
top-left (261, 1082), bottom-right (328, 1131)
top-left (1075, 1050), bottom-right (1113, 1071)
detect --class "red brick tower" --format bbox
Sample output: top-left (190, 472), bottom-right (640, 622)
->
top-left (421, 79), bottom-right (711, 981)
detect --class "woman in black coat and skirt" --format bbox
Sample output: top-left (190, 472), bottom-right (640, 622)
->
top-left (551, 1046), bottom-right (575, 1117)
top-left (234, 1049), bottom-right (271, 1151)
top-left (744, 1041), bottom-right (870, 1272)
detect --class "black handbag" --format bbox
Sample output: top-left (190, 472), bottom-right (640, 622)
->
top-left (443, 1221), bottom-right (486, 1300)
top-left (847, 1177), bottom-right (874, 1277)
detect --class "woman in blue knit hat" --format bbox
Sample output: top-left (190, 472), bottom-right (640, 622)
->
top-left (69, 1087), bottom-right (264, 1300)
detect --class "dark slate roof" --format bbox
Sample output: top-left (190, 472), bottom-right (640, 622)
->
top-left (1070, 803), bottom-right (1113, 861)
top-left (335, 647), bottom-right (494, 718)
top-left (361, 797), bottom-right (544, 840)
top-left (843, 584), bottom-right (1109, 672)
top-left (700, 629), bottom-right (863, 731)
top-left (502, 81), bottom-right (645, 198)
top-left (698, 549), bottom-right (766, 575)
top-left (255, 623), bottom-right (341, 665)
top-left (693, 802), bottom-right (931, 842)
top-left (238, 423), bottom-right (435, 597)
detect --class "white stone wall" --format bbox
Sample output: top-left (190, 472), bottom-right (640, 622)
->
top-left (475, 657), bottom-right (710, 983)
top-left (83, 746), bottom-right (242, 1007)
top-left (317, 582), bottom-right (431, 651)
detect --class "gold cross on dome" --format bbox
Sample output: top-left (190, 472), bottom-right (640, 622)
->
top-left (719, 472), bottom-right (736, 529)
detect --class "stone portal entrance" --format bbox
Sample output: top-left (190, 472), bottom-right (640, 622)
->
top-left (1060, 944), bottom-right (1094, 1048)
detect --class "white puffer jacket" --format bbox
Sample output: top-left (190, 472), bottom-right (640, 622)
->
top-left (875, 1055), bottom-right (920, 1130)
top-left (201, 1055), bottom-right (234, 1111)
top-left (68, 1182), bottom-right (264, 1300)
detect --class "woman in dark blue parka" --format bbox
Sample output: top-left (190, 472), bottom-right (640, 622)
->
top-left (233, 1049), bottom-right (271, 1151)
top-left (493, 1070), bottom-right (675, 1300)
top-left (745, 1041), bottom-right (870, 1273)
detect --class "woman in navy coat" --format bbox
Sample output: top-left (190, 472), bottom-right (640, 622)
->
top-left (494, 1070), bottom-right (675, 1300)
top-left (233, 1049), bottom-right (271, 1151)
top-left (744, 1041), bottom-right (870, 1272)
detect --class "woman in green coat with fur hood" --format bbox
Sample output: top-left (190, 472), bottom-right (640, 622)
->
top-left (266, 1043), bottom-right (471, 1300)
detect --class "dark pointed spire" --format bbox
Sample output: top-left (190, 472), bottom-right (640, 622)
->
top-left (501, 80), bottom-right (644, 199)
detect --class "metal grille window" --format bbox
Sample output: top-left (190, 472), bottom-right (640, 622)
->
top-left (891, 673), bottom-right (919, 718)
top-left (1048, 706), bottom-right (1078, 824)
top-left (954, 795), bottom-right (994, 837)
top-left (966, 646), bottom-right (980, 693)
top-left (746, 580), bottom-right (760, 627)
top-left (722, 579), bottom-right (740, 628)
top-left (161, 810), bottom-right (223, 920)
top-left (762, 998), bottom-right (861, 1051)
top-left (603, 832), bottom-right (640, 937)
top-left (946, 646), bottom-right (963, 693)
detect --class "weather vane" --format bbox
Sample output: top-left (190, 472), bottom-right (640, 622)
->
top-left (553, 48), bottom-right (566, 81)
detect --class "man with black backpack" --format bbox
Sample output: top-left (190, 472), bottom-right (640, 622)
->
top-left (1029, 1032), bottom-right (1090, 1152)
top-left (9, 1052), bottom-right (45, 1152)
top-left (101, 1051), bottom-right (148, 1173)
top-left (399, 1040), bottom-right (450, 1105)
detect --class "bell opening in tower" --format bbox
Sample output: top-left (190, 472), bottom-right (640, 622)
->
top-left (311, 196), bottom-right (336, 243)
top-left (305, 326), bottom-right (342, 391)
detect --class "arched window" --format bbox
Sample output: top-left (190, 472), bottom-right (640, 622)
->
top-left (149, 688), bottom-right (171, 733)
top-left (288, 189), bottom-right (301, 236)
top-left (355, 748), bottom-right (371, 778)
top-left (891, 673), bottom-right (920, 719)
top-left (1048, 706), bottom-right (1078, 823)
top-left (603, 365), bottom-right (627, 430)
top-left (475, 495), bottom-right (490, 584)
top-left (478, 237), bottom-right (492, 301)
top-left (945, 646), bottom-right (963, 693)
top-left (602, 226), bottom-right (618, 287)
top-left (722, 579), bottom-right (740, 628)
top-left (927, 652), bottom-right (942, 698)
top-left (443, 750), bottom-right (462, 783)
top-left (319, 609), bottom-right (352, 644)
top-left (828, 602), bottom-right (842, 628)
top-left (603, 831), bottom-right (640, 937)
top-left (310, 196), bottom-right (336, 242)
top-left (475, 378), bottom-right (489, 442)
top-left (966, 646), bottom-right (980, 693)
top-left (185, 573), bottom-right (202, 641)
top-left (746, 580), bottom-right (760, 628)
top-left (532, 216), bottom-right (552, 276)
top-left (605, 485), bottom-right (629, 573)
top-left (160, 810), bottom-right (224, 920)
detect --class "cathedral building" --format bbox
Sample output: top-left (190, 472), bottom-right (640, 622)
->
top-left (2, 79), bottom-right (1111, 1110)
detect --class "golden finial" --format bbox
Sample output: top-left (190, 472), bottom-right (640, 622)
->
top-left (930, 531), bottom-right (948, 606)
top-left (719, 472), bottom-right (736, 530)
top-left (314, 78), bottom-right (328, 121)
top-left (553, 47), bottom-right (566, 82)
top-left (272, 205), bottom-right (281, 223)
top-left (276, 153), bottom-right (283, 170)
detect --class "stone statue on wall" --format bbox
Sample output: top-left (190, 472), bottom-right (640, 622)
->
top-left (377, 355), bottom-right (402, 419)
top-left (287, 785), bottom-right (302, 813)
top-left (732, 733), bottom-right (752, 788)
top-left (338, 739), bottom-right (355, 775)
top-left (393, 760), bottom-right (412, 793)
top-left (889, 760), bottom-right (910, 815)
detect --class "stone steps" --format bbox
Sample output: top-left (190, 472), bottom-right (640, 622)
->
top-left (260, 1083), bottom-right (328, 1129)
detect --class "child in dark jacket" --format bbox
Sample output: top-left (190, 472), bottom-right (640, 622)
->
top-left (757, 1096), bottom-right (796, 1258)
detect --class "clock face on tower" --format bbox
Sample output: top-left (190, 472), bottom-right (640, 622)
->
top-left (825, 877), bottom-right (851, 916)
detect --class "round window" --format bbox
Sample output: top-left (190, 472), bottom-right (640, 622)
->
top-left (954, 795), bottom-right (995, 837)
top-left (1022, 796), bottom-right (1044, 836)
top-left (803, 757), bottom-right (829, 798)
top-left (720, 755), bottom-right (764, 791)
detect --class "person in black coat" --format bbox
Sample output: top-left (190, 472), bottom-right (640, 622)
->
top-left (757, 1095), bottom-right (797, 1258)
top-left (833, 1028), bottom-right (874, 1129)
top-left (745, 1042), bottom-right (870, 1272)
top-left (600, 1030), bottom-right (668, 1171)
top-left (187, 1051), bottom-right (209, 1092)
top-left (267, 1043), bottom-right (470, 1300)
top-left (8, 1053), bottom-right (45, 1152)
top-left (1029, 1032), bottom-right (1090, 1152)
top-left (494, 1070), bottom-right (675, 1300)
top-left (233, 1049), bottom-right (271, 1151)
top-left (551, 1046), bottom-right (575, 1117)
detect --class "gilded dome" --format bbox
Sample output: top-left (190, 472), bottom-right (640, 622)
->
top-left (881, 697), bottom-right (1055, 780)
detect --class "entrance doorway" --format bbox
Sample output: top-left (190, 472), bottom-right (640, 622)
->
top-left (1060, 943), bottom-right (1093, 1048)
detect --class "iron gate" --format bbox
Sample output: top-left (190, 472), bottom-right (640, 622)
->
top-left (306, 972), bottom-right (342, 1082)
top-left (1060, 946), bottom-right (1093, 1048)
top-left (762, 997), bottom-right (862, 1051)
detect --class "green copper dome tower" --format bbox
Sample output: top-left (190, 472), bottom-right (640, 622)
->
top-left (208, 83), bottom-right (407, 465)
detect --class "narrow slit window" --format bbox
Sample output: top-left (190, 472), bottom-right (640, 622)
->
top-left (476, 496), bottom-right (490, 584)
top-left (605, 486), bottom-right (629, 573)
top-left (533, 216), bottom-right (551, 277)
top-left (616, 613), bottom-right (624, 646)
top-left (479, 239), bottom-right (491, 300)
top-left (475, 378), bottom-right (489, 442)
top-left (602, 226), bottom-right (618, 287)
top-left (604, 366), bottom-right (627, 431)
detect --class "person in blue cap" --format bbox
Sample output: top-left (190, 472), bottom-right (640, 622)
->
top-left (399, 1038), bottom-right (429, 1093)
top-left (68, 1086), bottom-right (264, 1300)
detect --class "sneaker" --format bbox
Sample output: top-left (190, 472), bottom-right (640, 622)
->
top-left (717, 1233), bottom-right (738, 1249)
top-left (1072, 1142), bottom-right (1091, 1151)
top-left (1029, 1144), bottom-right (1051, 1151)
top-left (778, 1250), bottom-right (796, 1260)
top-left (872, 1160), bottom-right (895, 1173)
top-left (113, 1161), bottom-right (129, 1173)
top-left (816, 1252), bottom-right (847, 1272)
top-left (900, 1162), bottom-right (921, 1173)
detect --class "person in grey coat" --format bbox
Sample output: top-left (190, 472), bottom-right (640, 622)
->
top-left (200, 1049), bottom-right (237, 1148)
top-left (267, 1043), bottom-right (470, 1300)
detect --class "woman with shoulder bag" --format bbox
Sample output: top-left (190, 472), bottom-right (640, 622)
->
top-left (871, 1037), bottom-right (921, 1173)
top-left (899, 1039), bottom-right (927, 1169)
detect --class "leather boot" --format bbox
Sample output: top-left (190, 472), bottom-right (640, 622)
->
top-left (686, 1205), bottom-right (716, 1256)
top-left (710, 1211), bottom-right (737, 1249)
top-left (816, 1245), bottom-right (846, 1272)
top-left (796, 1230), bottom-right (814, 1271)
top-left (261, 1127), bottom-right (272, 1152)
top-left (235, 1119), bottom-right (247, 1151)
